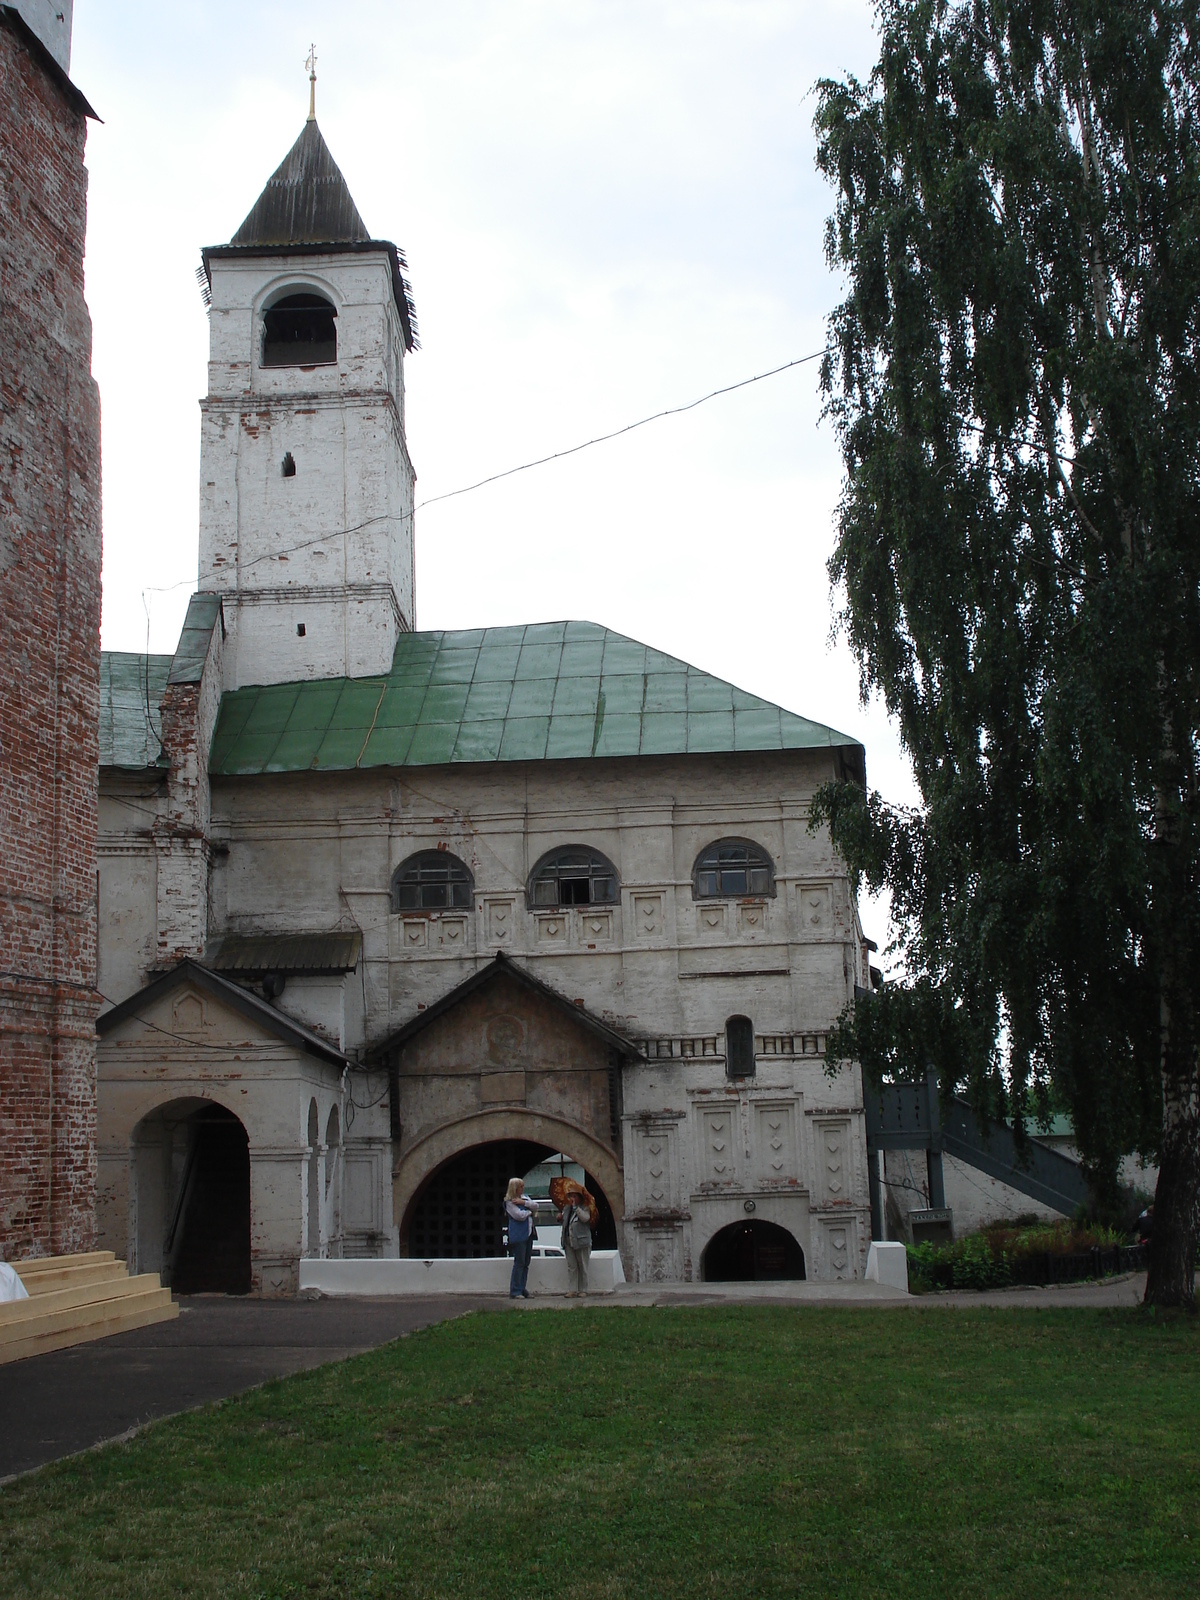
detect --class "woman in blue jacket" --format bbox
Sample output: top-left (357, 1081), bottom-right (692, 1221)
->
top-left (504, 1177), bottom-right (536, 1298)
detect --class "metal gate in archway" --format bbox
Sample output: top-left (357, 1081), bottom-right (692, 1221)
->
top-left (405, 1138), bottom-right (617, 1257)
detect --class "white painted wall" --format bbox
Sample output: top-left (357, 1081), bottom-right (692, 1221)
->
top-left (99, 742), bottom-right (875, 1284)
top-left (198, 251), bottom-right (415, 687)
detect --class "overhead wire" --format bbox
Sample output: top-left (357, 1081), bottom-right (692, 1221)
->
top-left (413, 349), bottom-right (828, 510)
top-left (130, 348), bottom-right (829, 644)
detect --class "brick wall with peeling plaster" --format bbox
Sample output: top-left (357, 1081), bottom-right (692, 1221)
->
top-left (0, 20), bottom-right (101, 1259)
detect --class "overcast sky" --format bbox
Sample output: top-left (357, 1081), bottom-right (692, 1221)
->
top-left (72, 0), bottom-right (910, 951)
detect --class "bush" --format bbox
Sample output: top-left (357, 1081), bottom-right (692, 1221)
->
top-left (906, 1219), bottom-right (1133, 1294)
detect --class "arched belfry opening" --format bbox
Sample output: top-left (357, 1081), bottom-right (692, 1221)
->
top-left (701, 1220), bottom-right (805, 1282)
top-left (262, 291), bottom-right (337, 366)
top-left (132, 1099), bottom-right (251, 1295)
top-left (404, 1138), bottom-right (618, 1258)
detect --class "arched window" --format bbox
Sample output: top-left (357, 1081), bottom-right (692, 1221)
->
top-left (528, 846), bottom-right (618, 908)
top-left (262, 292), bottom-right (337, 366)
top-left (726, 1015), bottom-right (756, 1080)
top-left (693, 837), bottom-right (775, 899)
top-left (392, 850), bottom-right (474, 912)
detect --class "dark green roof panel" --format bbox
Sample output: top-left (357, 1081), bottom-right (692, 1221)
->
top-left (99, 652), bottom-right (172, 768)
top-left (207, 622), bottom-right (862, 777)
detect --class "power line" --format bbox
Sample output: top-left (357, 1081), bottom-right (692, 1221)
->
top-left (414, 349), bottom-right (827, 510)
top-left (131, 349), bottom-right (827, 623)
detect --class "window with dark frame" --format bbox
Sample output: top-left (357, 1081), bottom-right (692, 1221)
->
top-left (262, 292), bottom-right (337, 367)
top-left (725, 1015), bottom-right (756, 1080)
top-left (391, 851), bottom-right (474, 913)
top-left (528, 846), bottom-right (618, 909)
top-left (693, 838), bottom-right (775, 899)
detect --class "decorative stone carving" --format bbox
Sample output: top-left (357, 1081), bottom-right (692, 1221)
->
top-left (436, 916), bottom-right (468, 949)
top-left (798, 883), bottom-right (831, 934)
top-left (736, 901), bottom-right (768, 935)
top-left (632, 892), bottom-right (664, 940)
top-left (751, 1100), bottom-right (798, 1184)
top-left (535, 912), bottom-right (568, 945)
top-left (813, 1118), bottom-right (852, 1205)
top-left (578, 907), bottom-right (613, 946)
top-left (172, 992), bottom-right (206, 1033)
top-left (695, 1104), bottom-right (737, 1185)
top-left (636, 1223), bottom-right (684, 1282)
top-left (484, 898), bottom-right (515, 946)
top-left (820, 1216), bottom-right (854, 1279)
top-left (627, 1114), bottom-right (682, 1211)
top-left (697, 902), bottom-right (726, 936)
top-left (400, 919), bottom-right (427, 950)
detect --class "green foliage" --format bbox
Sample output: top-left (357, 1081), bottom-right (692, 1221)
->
top-left (2, 1306), bottom-right (1199, 1597)
top-left (908, 1218), bottom-right (1128, 1290)
top-left (811, 0), bottom-right (1200, 1250)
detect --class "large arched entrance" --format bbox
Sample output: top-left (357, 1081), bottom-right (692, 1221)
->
top-left (701, 1220), bottom-right (806, 1282)
top-left (404, 1138), bottom-right (618, 1257)
top-left (132, 1098), bottom-right (251, 1294)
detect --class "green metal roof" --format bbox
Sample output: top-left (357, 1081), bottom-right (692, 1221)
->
top-left (99, 651), bottom-right (171, 769)
top-left (208, 622), bottom-right (862, 777)
top-left (167, 592), bottom-right (222, 686)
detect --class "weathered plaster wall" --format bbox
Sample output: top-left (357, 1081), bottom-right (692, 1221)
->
top-left (881, 1147), bottom-right (1065, 1236)
top-left (198, 252), bottom-right (414, 688)
top-left (97, 730), bottom-right (875, 1281)
top-left (391, 965), bottom-right (623, 1247)
top-left (96, 977), bottom-right (343, 1294)
top-left (154, 608), bottom-right (225, 965)
top-left (97, 776), bottom-right (161, 1002)
top-left (0, 18), bottom-right (100, 1259)
top-left (624, 1051), bottom-right (867, 1282)
top-left (210, 747), bottom-right (871, 1049)
top-left (203, 746), bottom-right (872, 1280)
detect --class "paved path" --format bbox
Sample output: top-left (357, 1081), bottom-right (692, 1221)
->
top-left (0, 1274), bottom-right (1152, 1481)
top-left (560, 1274), bottom-right (1147, 1310)
top-left (0, 1294), bottom-right (504, 1482)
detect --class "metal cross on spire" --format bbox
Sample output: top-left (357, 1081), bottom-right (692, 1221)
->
top-left (305, 44), bottom-right (317, 121)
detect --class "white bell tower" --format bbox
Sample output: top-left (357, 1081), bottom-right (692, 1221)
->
top-left (197, 92), bottom-right (418, 689)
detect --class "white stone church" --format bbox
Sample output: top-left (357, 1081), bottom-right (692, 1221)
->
top-left (95, 108), bottom-right (877, 1294)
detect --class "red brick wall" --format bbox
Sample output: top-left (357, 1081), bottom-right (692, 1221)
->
top-left (0, 23), bottom-right (101, 1259)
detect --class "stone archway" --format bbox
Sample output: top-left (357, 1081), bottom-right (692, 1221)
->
top-left (701, 1219), bottom-right (806, 1282)
top-left (131, 1097), bottom-right (251, 1294)
top-left (395, 1110), bottom-right (623, 1258)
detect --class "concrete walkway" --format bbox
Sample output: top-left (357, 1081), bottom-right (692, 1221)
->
top-left (0, 1294), bottom-right (502, 1482)
top-left (600, 1272), bottom-right (1149, 1310)
top-left (0, 1274), bottom-right (1151, 1481)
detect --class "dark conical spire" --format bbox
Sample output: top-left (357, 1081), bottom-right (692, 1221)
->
top-left (230, 120), bottom-right (370, 248)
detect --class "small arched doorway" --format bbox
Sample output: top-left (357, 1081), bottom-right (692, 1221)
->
top-left (132, 1099), bottom-right (251, 1294)
top-left (702, 1220), bottom-right (805, 1282)
top-left (404, 1138), bottom-right (618, 1257)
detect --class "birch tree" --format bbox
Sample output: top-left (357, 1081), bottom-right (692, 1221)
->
top-left (814, 0), bottom-right (1200, 1304)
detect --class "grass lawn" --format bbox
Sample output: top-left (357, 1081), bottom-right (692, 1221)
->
top-left (1, 1305), bottom-right (1197, 1599)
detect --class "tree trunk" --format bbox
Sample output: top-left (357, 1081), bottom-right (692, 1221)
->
top-left (1144, 1050), bottom-right (1200, 1309)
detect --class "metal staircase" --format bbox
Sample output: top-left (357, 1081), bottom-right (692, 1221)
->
top-left (864, 1075), bottom-right (1091, 1238)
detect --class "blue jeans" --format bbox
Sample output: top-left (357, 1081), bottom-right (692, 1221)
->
top-left (509, 1234), bottom-right (533, 1296)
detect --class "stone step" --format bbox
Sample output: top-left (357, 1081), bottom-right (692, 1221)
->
top-left (0, 1273), bottom-right (163, 1328)
top-left (17, 1259), bottom-right (130, 1297)
top-left (0, 1286), bottom-right (178, 1366)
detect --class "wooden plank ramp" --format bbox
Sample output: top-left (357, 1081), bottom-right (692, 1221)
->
top-left (0, 1252), bottom-right (177, 1365)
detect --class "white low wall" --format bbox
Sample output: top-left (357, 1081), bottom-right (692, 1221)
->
top-left (299, 1250), bottom-right (626, 1297)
